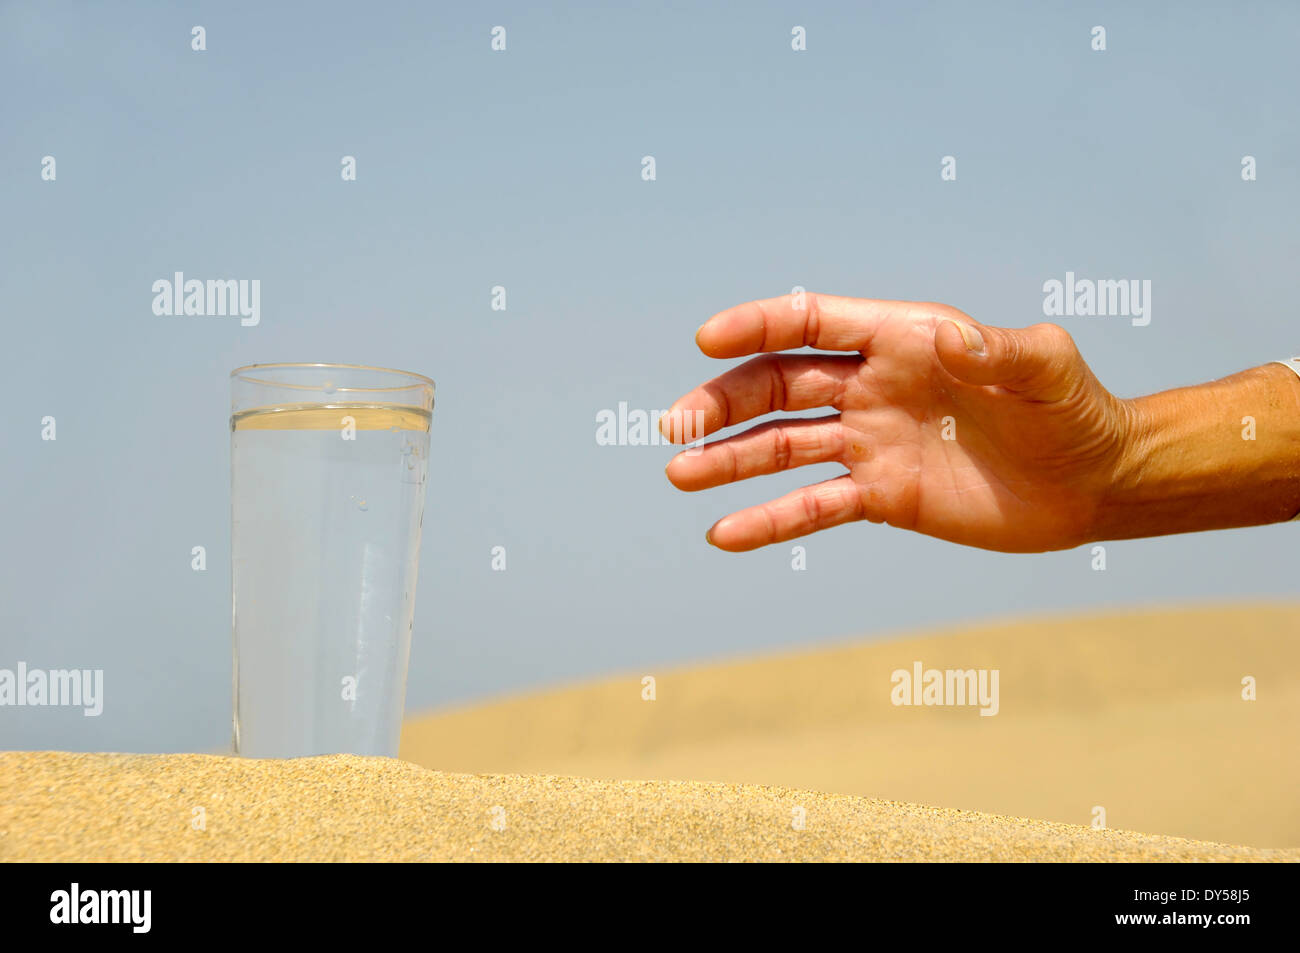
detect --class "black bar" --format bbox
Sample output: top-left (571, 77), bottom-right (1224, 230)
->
top-left (0, 861), bottom-right (1287, 939)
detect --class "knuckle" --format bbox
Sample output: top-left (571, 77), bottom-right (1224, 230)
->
top-left (1029, 322), bottom-right (1080, 380)
top-left (764, 356), bottom-right (790, 411)
top-left (1032, 321), bottom-right (1076, 353)
top-left (724, 440), bottom-right (741, 483)
top-left (1002, 328), bottom-right (1026, 369)
top-left (771, 426), bottom-right (794, 472)
top-left (918, 301), bottom-right (966, 323)
top-left (804, 294), bottom-right (822, 347)
top-left (800, 488), bottom-right (824, 527)
top-left (824, 421), bottom-right (848, 460)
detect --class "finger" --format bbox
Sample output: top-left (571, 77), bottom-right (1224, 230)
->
top-left (934, 319), bottom-right (1082, 402)
top-left (666, 416), bottom-right (846, 491)
top-left (659, 354), bottom-right (860, 442)
top-left (696, 293), bottom-right (918, 358)
top-left (705, 475), bottom-right (865, 551)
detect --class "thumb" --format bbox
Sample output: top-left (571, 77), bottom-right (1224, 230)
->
top-left (935, 318), bottom-right (1081, 401)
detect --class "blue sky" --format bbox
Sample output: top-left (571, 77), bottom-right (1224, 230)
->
top-left (2, 0), bottom-right (1297, 751)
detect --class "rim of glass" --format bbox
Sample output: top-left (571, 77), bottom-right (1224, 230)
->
top-left (230, 362), bottom-right (435, 393)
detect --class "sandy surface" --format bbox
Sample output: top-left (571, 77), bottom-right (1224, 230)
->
top-left (401, 604), bottom-right (1300, 848)
top-left (2, 750), bottom-right (1293, 862)
top-left (5, 603), bottom-right (1294, 861)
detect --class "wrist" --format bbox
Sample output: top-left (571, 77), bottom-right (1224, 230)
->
top-left (1088, 365), bottom-right (1300, 543)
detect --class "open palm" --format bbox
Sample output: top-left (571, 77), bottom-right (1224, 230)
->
top-left (662, 293), bottom-right (1134, 553)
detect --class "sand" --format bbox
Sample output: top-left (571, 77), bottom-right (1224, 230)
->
top-left (400, 604), bottom-right (1300, 849)
top-left (2, 750), bottom-right (1293, 862)
top-left (5, 603), bottom-right (1295, 861)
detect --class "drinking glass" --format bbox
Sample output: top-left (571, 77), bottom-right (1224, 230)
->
top-left (230, 363), bottom-right (434, 757)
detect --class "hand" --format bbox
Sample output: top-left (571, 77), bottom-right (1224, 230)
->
top-left (660, 293), bottom-right (1135, 553)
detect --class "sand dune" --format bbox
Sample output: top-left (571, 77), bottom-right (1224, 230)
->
top-left (5, 603), bottom-right (1293, 860)
top-left (2, 751), bottom-right (1293, 862)
top-left (400, 604), bottom-right (1300, 849)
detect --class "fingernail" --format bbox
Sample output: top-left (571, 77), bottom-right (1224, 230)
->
top-left (658, 407), bottom-right (674, 432)
top-left (943, 318), bottom-right (985, 355)
top-left (705, 527), bottom-right (715, 545)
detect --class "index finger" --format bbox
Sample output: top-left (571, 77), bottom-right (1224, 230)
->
top-left (695, 293), bottom-right (917, 359)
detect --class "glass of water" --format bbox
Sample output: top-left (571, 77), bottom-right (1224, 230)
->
top-left (230, 363), bottom-right (434, 757)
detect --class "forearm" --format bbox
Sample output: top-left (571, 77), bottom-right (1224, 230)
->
top-left (1092, 363), bottom-right (1300, 542)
